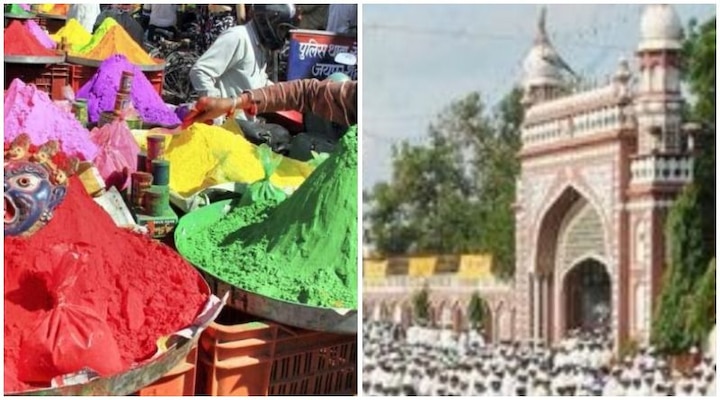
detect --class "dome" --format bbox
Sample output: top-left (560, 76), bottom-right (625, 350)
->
top-left (522, 8), bottom-right (569, 88)
top-left (523, 43), bottom-right (565, 88)
top-left (639, 5), bottom-right (683, 51)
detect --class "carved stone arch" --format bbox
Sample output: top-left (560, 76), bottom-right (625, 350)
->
top-left (561, 257), bottom-right (611, 333)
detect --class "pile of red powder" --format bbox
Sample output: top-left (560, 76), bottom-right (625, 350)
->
top-left (4, 20), bottom-right (56, 57)
top-left (4, 176), bottom-right (208, 393)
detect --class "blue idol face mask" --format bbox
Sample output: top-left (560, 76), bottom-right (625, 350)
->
top-left (4, 135), bottom-right (75, 237)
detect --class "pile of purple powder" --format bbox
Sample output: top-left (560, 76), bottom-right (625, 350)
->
top-left (76, 55), bottom-right (180, 126)
top-left (4, 79), bottom-right (98, 161)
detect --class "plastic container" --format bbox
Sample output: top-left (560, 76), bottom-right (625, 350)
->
top-left (70, 64), bottom-right (164, 95)
top-left (197, 307), bottom-right (357, 396)
top-left (4, 62), bottom-right (70, 100)
top-left (135, 345), bottom-right (198, 396)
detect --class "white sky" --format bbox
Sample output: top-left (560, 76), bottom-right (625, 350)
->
top-left (362, 4), bottom-right (716, 190)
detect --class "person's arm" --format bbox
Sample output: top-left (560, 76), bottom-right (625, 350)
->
top-left (183, 79), bottom-right (357, 127)
top-left (251, 79), bottom-right (357, 125)
top-left (188, 28), bottom-right (245, 97)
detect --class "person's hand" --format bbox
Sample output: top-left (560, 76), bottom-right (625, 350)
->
top-left (181, 97), bottom-right (235, 128)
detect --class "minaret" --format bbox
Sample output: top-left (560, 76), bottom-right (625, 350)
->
top-left (634, 4), bottom-right (685, 155)
top-left (627, 5), bottom-right (691, 342)
top-left (521, 7), bottom-right (573, 107)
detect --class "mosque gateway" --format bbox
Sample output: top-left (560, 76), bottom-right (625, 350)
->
top-left (364, 4), bottom-right (694, 348)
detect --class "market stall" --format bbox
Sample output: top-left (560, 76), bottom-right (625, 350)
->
top-left (4, 4), bottom-right (358, 396)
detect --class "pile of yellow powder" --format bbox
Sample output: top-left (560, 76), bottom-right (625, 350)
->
top-left (72, 18), bottom-right (117, 54)
top-left (51, 18), bottom-right (92, 50)
top-left (134, 121), bottom-right (315, 197)
top-left (38, 4), bottom-right (68, 15)
top-left (71, 18), bottom-right (157, 65)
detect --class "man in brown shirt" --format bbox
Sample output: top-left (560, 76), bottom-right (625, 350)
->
top-left (183, 78), bottom-right (357, 127)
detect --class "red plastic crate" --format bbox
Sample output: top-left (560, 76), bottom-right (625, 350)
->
top-left (70, 64), bottom-right (164, 96)
top-left (5, 62), bottom-right (71, 100)
top-left (134, 345), bottom-right (198, 396)
top-left (196, 307), bottom-right (357, 396)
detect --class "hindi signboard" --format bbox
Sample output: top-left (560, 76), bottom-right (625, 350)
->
top-left (287, 29), bottom-right (357, 81)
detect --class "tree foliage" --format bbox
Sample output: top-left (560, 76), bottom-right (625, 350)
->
top-left (652, 16), bottom-right (716, 354)
top-left (467, 292), bottom-right (487, 330)
top-left (687, 259), bottom-right (716, 345)
top-left (652, 185), bottom-right (709, 353)
top-left (365, 89), bottom-right (523, 279)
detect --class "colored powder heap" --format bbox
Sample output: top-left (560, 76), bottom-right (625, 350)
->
top-left (73, 18), bottom-right (156, 65)
top-left (182, 127), bottom-right (358, 309)
top-left (4, 79), bottom-right (98, 161)
top-left (4, 176), bottom-right (208, 393)
top-left (72, 17), bottom-right (117, 54)
top-left (24, 20), bottom-right (56, 50)
top-left (50, 18), bottom-right (92, 49)
top-left (138, 122), bottom-right (314, 197)
top-left (4, 20), bottom-right (56, 56)
top-left (89, 119), bottom-right (140, 190)
top-left (38, 3), bottom-right (67, 15)
top-left (77, 55), bottom-right (179, 126)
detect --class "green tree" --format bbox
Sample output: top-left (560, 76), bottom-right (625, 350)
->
top-left (687, 259), bottom-right (716, 345)
top-left (366, 89), bottom-right (523, 278)
top-left (652, 186), bottom-right (708, 353)
top-left (412, 285), bottom-right (430, 324)
top-left (467, 292), bottom-right (487, 330)
top-left (652, 15), bottom-right (716, 354)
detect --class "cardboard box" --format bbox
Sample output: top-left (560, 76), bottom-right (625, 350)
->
top-left (133, 207), bottom-right (179, 239)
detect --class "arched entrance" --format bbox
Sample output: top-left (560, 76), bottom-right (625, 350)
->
top-left (563, 258), bottom-right (611, 332)
top-left (534, 185), bottom-right (610, 342)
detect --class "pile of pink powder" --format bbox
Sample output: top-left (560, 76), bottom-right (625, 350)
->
top-left (24, 20), bottom-right (56, 50)
top-left (4, 79), bottom-right (98, 161)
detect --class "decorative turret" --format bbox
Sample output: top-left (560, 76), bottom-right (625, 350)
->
top-left (521, 7), bottom-right (574, 107)
top-left (633, 4), bottom-right (687, 165)
top-left (639, 4), bottom-right (683, 52)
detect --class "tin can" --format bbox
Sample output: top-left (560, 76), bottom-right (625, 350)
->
top-left (126, 116), bottom-right (143, 130)
top-left (146, 134), bottom-right (166, 161)
top-left (143, 185), bottom-right (169, 216)
top-left (131, 172), bottom-right (154, 209)
top-left (151, 159), bottom-right (170, 186)
top-left (72, 99), bottom-right (89, 127)
top-left (114, 92), bottom-right (131, 112)
top-left (119, 70), bottom-right (134, 94)
top-left (137, 152), bottom-right (147, 172)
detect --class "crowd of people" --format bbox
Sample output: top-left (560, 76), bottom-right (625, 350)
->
top-left (363, 321), bottom-right (716, 396)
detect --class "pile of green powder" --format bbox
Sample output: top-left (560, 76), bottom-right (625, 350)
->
top-left (183, 127), bottom-right (358, 309)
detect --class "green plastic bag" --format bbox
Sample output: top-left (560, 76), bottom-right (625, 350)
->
top-left (307, 151), bottom-right (330, 168)
top-left (239, 144), bottom-right (287, 206)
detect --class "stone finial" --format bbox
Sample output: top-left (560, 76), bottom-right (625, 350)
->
top-left (613, 57), bottom-right (632, 83)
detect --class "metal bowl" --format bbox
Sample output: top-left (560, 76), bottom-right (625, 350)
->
top-left (66, 55), bottom-right (165, 71)
top-left (4, 54), bottom-right (65, 64)
top-left (175, 199), bottom-right (358, 334)
top-left (6, 265), bottom-right (222, 395)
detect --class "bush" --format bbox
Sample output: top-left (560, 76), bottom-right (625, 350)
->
top-left (467, 291), bottom-right (487, 330)
top-left (687, 259), bottom-right (716, 345)
top-left (412, 285), bottom-right (430, 324)
top-left (652, 186), bottom-right (714, 354)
